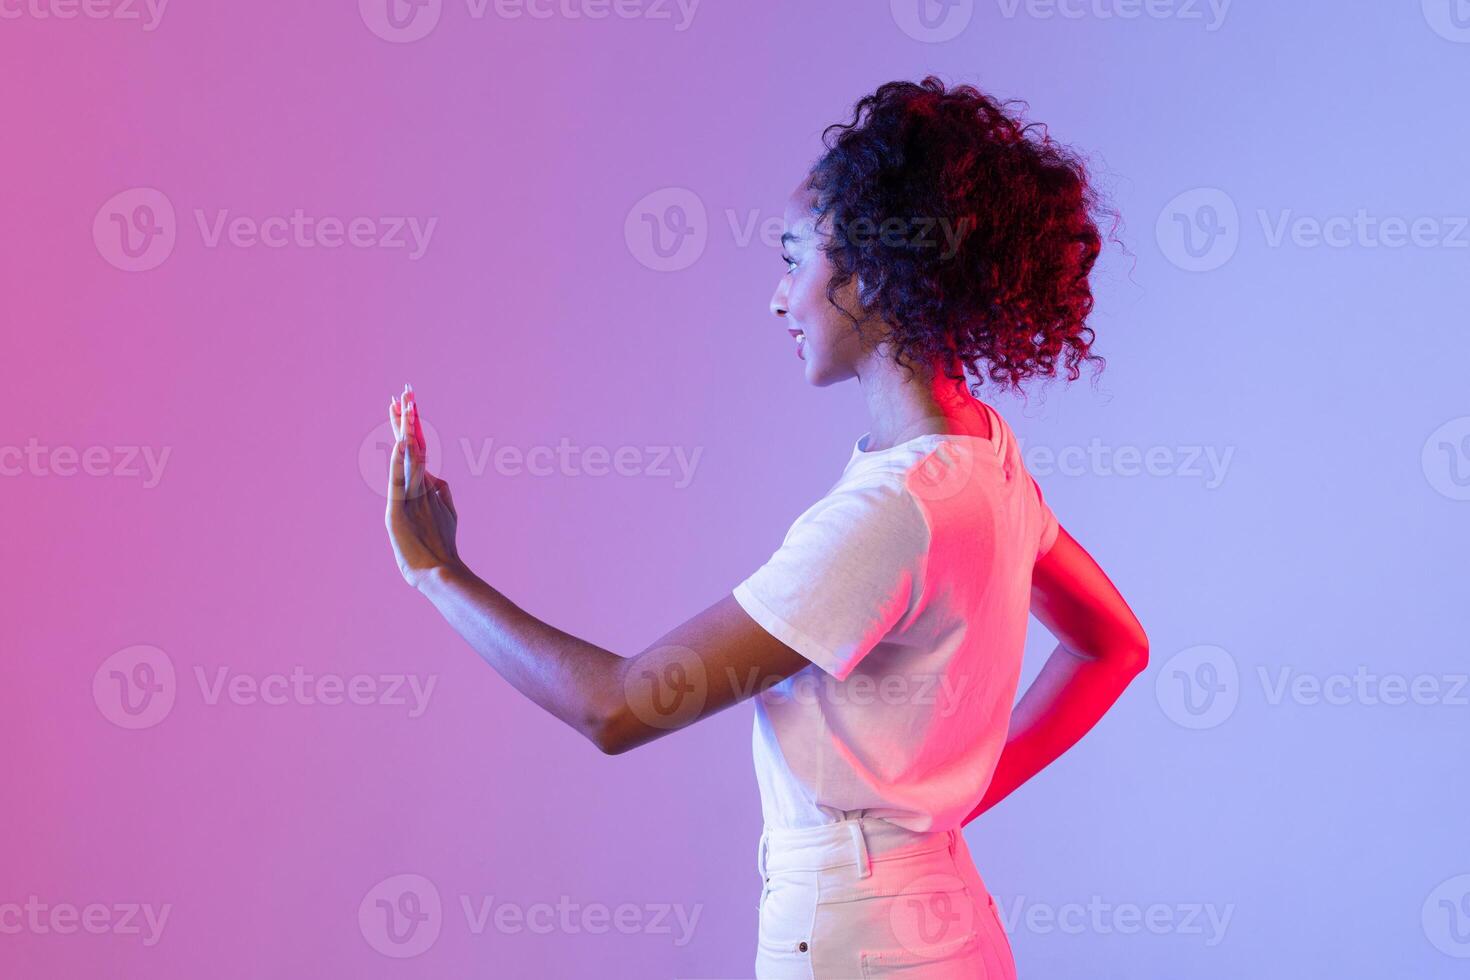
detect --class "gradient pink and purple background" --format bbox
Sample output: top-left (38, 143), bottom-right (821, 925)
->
top-left (4, 1), bottom-right (1469, 976)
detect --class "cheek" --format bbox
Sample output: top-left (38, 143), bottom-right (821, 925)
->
top-left (790, 276), bottom-right (834, 334)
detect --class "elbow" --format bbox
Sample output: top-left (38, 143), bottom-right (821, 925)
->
top-left (1118, 636), bottom-right (1150, 677)
top-left (590, 726), bottom-right (631, 757)
top-left (587, 705), bottom-right (638, 756)
top-left (582, 659), bottom-right (640, 756)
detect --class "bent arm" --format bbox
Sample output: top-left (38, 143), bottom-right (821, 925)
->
top-left (416, 565), bottom-right (629, 747)
top-left (417, 566), bottom-right (812, 754)
top-left (963, 525), bottom-right (1149, 824)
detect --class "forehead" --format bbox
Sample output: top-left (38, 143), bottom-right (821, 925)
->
top-left (782, 179), bottom-right (820, 238)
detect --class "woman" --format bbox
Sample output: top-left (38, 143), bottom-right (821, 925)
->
top-left (384, 76), bottom-right (1148, 978)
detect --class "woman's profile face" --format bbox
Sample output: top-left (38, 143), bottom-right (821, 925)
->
top-left (769, 180), bottom-right (875, 386)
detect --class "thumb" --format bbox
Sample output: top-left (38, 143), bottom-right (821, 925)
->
top-left (387, 436), bottom-right (407, 503)
top-left (434, 476), bottom-right (456, 517)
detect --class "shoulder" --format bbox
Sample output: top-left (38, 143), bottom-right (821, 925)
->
top-left (855, 438), bottom-right (1007, 520)
top-left (810, 473), bottom-right (933, 551)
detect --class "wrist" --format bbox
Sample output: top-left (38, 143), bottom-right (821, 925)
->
top-left (415, 560), bottom-right (476, 597)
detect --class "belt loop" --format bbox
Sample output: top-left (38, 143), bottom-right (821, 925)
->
top-left (849, 820), bottom-right (871, 879)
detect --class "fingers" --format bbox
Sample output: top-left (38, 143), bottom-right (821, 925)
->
top-left (404, 383), bottom-right (426, 456)
top-left (388, 384), bottom-right (431, 501)
top-left (404, 401), bottom-right (424, 498)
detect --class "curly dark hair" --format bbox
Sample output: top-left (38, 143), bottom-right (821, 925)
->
top-left (806, 76), bottom-right (1113, 397)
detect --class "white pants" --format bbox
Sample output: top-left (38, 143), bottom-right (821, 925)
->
top-left (755, 816), bottom-right (1018, 979)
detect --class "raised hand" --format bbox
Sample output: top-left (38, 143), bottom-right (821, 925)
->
top-left (385, 384), bottom-right (465, 589)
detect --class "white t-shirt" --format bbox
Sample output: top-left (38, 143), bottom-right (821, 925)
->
top-left (732, 401), bottom-right (1060, 833)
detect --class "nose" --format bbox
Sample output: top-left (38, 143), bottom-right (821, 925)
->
top-left (769, 277), bottom-right (788, 319)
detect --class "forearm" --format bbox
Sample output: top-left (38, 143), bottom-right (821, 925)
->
top-left (964, 640), bottom-right (1146, 824)
top-left (415, 564), bottom-right (625, 746)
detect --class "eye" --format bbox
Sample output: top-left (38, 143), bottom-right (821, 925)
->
top-left (780, 253), bottom-right (797, 271)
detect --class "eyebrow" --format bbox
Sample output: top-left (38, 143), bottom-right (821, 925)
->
top-left (780, 231), bottom-right (802, 247)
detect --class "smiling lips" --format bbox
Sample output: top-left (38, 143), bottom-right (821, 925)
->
top-left (788, 328), bottom-right (806, 361)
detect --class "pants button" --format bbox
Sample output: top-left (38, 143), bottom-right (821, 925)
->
top-left (798, 941), bottom-right (809, 953)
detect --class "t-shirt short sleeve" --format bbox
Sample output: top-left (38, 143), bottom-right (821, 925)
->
top-left (1028, 471), bottom-right (1060, 559)
top-left (732, 481), bottom-right (930, 681)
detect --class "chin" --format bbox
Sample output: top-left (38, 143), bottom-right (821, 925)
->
top-left (805, 359), bottom-right (852, 387)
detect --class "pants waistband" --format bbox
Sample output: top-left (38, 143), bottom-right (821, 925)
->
top-left (757, 817), bottom-right (957, 881)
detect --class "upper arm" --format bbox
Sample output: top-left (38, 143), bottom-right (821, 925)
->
top-left (1029, 523), bottom-right (1150, 669)
top-left (594, 482), bottom-right (926, 754)
top-left (594, 594), bottom-right (813, 755)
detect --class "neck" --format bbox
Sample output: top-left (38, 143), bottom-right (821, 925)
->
top-left (855, 350), bottom-right (992, 452)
